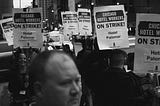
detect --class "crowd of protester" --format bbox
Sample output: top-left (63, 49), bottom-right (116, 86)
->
top-left (6, 37), bottom-right (160, 106)
top-left (76, 37), bottom-right (160, 106)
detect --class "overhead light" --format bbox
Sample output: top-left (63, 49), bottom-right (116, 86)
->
top-left (91, 2), bottom-right (94, 5)
top-left (78, 4), bottom-right (81, 7)
top-left (125, 11), bottom-right (128, 15)
top-left (51, 10), bottom-right (54, 12)
top-left (54, 27), bottom-right (58, 31)
top-left (58, 24), bottom-right (62, 27)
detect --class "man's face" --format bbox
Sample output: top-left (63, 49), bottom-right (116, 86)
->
top-left (36, 54), bottom-right (82, 106)
top-left (18, 53), bottom-right (26, 66)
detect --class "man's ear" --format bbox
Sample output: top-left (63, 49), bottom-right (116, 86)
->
top-left (33, 81), bottom-right (43, 98)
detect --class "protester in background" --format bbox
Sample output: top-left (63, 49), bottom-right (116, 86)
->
top-left (63, 44), bottom-right (75, 58)
top-left (80, 81), bottom-right (94, 106)
top-left (127, 52), bottom-right (134, 71)
top-left (8, 51), bottom-right (29, 106)
top-left (76, 37), bottom-right (98, 106)
top-left (127, 53), bottom-right (144, 97)
top-left (77, 37), bottom-right (91, 61)
top-left (76, 37), bottom-right (92, 81)
top-left (28, 50), bottom-right (82, 106)
top-left (100, 49), bottom-right (145, 106)
top-left (46, 34), bottom-right (54, 42)
top-left (93, 37), bottom-right (99, 51)
top-left (108, 49), bottom-right (127, 72)
top-left (76, 37), bottom-right (110, 106)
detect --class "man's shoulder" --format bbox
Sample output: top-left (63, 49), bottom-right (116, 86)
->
top-left (106, 67), bottom-right (129, 76)
top-left (105, 68), bottom-right (136, 83)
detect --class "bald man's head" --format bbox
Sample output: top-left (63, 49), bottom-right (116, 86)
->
top-left (28, 50), bottom-right (82, 106)
top-left (44, 53), bottom-right (79, 83)
top-left (29, 50), bottom-right (77, 84)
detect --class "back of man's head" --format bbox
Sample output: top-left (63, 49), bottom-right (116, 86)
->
top-left (109, 49), bottom-right (127, 68)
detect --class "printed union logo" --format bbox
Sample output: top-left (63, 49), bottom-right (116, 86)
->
top-left (96, 10), bottom-right (124, 23)
top-left (138, 21), bottom-right (160, 37)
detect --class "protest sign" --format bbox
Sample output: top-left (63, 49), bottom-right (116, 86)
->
top-left (78, 8), bottom-right (92, 36)
top-left (13, 8), bottom-right (43, 48)
top-left (61, 11), bottom-right (78, 36)
top-left (0, 18), bottom-right (13, 46)
top-left (94, 5), bottom-right (129, 50)
top-left (134, 13), bottom-right (160, 73)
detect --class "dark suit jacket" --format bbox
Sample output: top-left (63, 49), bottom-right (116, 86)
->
top-left (95, 67), bottom-right (143, 106)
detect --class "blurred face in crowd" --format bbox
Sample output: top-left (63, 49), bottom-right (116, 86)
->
top-left (35, 53), bottom-right (82, 106)
top-left (18, 53), bottom-right (26, 66)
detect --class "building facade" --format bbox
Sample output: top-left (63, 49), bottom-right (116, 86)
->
top-left (0, 0), bottom-right (13, 19)
top-left (35, 0), bottom-right (160, 31)
top-left (37, 0), bottom-right (58, 30)
top-left (95, 0), bottom-right (160, 24)
top-left (36, 0), bottom-right (82, 30)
